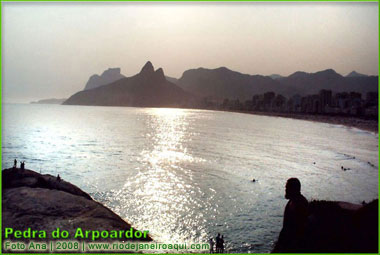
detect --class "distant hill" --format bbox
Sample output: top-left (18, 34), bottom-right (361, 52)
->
top-left (165, 76), bottom-right (179, 85)
top-left (177, 67), bottom-right (378, 99)
top-left (84, 67), bottom-right (125, 90)
top-left (279, 69), bottom-right (378, 96)
top-left (63, 62), bottom-right (196, 107)
top-left (177, 67), bottom-right (286, 101)
top-left (346, 71), bottom-right (368, 78)
top-left (269, 74), bottom-right (284, 80)
top-left (66, 64), bottom-right (378, 106)
top-left (30, 98), bottom-right (67, 104)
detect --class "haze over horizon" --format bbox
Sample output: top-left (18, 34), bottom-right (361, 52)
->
top-left (2, 2), bottom-right (378, 103)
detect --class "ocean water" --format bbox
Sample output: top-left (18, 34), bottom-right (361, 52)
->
top-left (2, 103), bottom-right (378, 253)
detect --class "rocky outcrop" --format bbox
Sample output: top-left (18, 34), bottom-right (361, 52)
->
top-left (84, 68), bottom-right (125, 91)
top-left (3, 168), bottom-right (91, 200)
top-left (139, 61), bottom-right (154, 76)
top-left (2, 168), bottom-right (152, 242)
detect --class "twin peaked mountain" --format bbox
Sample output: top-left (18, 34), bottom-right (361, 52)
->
top-left (63, 61), bottom-right (378, 107)
top-left (64, 62), bottom-right (195, 107)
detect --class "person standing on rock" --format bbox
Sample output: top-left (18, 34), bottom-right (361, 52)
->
top-left (209, 238), bottom-right (215, 253)
top-left (215, 233), bottom-right (221, 253)
top-left (220, 235), bottom-right (225, 253)
top-left (13, 159), bottom-right (17, 168)
top-left (21, 161), bottom-right (25, 170)
top-left (273, 178), bottom-right (309, 252)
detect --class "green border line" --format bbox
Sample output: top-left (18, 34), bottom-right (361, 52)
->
top-left (0, 1), bottom-right (379, 255)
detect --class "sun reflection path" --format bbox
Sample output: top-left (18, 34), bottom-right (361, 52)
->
top-left (123, 108), bottom-right (210, 245)
top-left (144, 108), bottom-right (194, 165)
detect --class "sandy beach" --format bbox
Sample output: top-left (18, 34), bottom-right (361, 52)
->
top-left (225, 110), bottom-right (378, 133)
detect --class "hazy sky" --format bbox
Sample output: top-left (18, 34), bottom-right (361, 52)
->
top-left (2, 2), bottom-right (378, 103)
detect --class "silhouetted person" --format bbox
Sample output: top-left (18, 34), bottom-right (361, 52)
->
top-left (274, 178), bottom-right (308, 252)
top-left (216, 233), bottom-right (221, 253)
top-left (13, 159), bottom-right (17, 169)
top-left (20, 161), bottom-right (25, 170)
top-left (221, 235), bottom-right (225, 253)
top-left (209, 238), bottom-right (215, 253)
top-left (57, 174), bottom-right (61, 182)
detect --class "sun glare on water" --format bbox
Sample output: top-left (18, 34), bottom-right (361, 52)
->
top-left (125, 108), bottom-right (208, 245)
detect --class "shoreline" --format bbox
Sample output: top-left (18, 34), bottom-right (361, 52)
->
top-left (218, 109), bottom-right (378, 134)
top-left (15, 103), bottom-right (380, 133)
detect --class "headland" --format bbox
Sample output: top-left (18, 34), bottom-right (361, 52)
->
top-left (2, 167), bottom-right (152, 243)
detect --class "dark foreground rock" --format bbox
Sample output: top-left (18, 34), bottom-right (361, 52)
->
top-left (2, 168), bottom-right (152, 243)
top-left (273, 199), bottom-right (378, 253)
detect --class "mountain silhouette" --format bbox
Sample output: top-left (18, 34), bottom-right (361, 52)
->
top-left (84, 67), bottom-right (125, 90)
top-left (346, 71), bottom-right (368, 78)
top-left (165, 76), bottom-right (179, 85)
top-left (280, 69), bottom-right (377, 96)
top-left (177, 67), bottom-right (378, 99)
top-left (177, 66), bottom-right (286, 100)
top-left (66, 64), bottom-right (378, 105)
top-left (64, 62), bottom-right (196, 107)
top-left (269, 74), bottom-right (284, 80)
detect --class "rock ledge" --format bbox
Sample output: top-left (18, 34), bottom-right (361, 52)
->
top-left (2, 168), bottom-right (152, 242)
